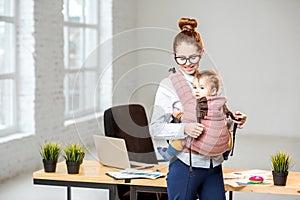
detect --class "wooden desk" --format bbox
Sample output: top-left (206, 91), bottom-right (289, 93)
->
top-left (129, 168), bottom-right (300, 200)
top-left (33, 160), bottom-right (300, 200)
top-left (33, 160), bottom-right (126, 200)
top-left (223, 169), bottom-right (300, 196)
top-left (33, 160), bottom-right (169, 200)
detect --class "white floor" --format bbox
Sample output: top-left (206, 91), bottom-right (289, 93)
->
top-left (1, 134), bottom-right (300, 200)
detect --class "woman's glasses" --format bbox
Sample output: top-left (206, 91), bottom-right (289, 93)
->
top-left (174, 54), bottom-right (201, 65)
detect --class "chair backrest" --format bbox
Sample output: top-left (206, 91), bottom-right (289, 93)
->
top-left (103, 104), bottom-right (158, 164)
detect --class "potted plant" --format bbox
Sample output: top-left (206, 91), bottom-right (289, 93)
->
top-left (63, 143), bottom-right (86, 174)
top-left (40, 141), bottom-right (61, 172)
top-left (271, 151), bottom-right (293, 186)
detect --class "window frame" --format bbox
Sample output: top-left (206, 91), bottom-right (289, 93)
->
top-left (63, 0), bottom-right (101, 120)
top-left (0, 0), bottom-right (18, 136)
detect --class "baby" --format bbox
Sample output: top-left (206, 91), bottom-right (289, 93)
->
top-left (157, 69), bottom-right (233, 160)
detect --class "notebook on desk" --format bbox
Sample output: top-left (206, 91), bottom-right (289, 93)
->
top-left (93, 135), bottom-right (154, 169)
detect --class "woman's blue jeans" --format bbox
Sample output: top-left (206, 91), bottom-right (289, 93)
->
top-left (166, 159), bottom-right (226, 200)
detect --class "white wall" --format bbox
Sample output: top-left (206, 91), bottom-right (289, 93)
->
top-left (131, 0), bottom-right (300, 137)
top-left (112, 0), bottom-right (139, 105)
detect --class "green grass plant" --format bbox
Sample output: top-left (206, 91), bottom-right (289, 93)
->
top-left (271, 151), bottom-right (292, 173)
top-left (40, 142), bottom-right (61, 161)
top-left (63, 143), bottom-right (86, 162)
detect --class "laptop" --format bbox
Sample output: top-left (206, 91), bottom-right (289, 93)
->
top-left (93, 135), bottom-right (154, 169)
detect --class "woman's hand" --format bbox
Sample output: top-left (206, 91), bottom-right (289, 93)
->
top-left (233, 111), bottom-right (247, 129)
top-left (184, 123), bottom-right (205, 138)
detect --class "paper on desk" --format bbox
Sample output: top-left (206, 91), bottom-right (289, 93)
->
top-left (106, 169), bottom-right (166, 180)
top-left (224, 169), bottom-right (273, 187)
top-left (225, 179), bottom-right (248, 187)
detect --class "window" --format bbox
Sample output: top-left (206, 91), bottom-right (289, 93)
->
top-left (63, 0), bottom-right (100, 118)
top-left (0, 0), bottom-right (17, 135)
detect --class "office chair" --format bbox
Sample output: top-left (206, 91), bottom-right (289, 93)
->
top-left (104, 104), bottom-right (158, 164)
top-left (103, 104), bottom-right (167, 200)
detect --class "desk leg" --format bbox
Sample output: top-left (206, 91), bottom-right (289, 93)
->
top-left (229, 191), bottom-right (233, 200)
top-left (130, 186), bottom-right (137, 200)
top-left (67, 186), bottom-right (71, 200)
top-left (109, 185), bottom-right (117, 200)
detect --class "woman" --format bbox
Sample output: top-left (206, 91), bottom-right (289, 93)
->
top-left (149, 18), bottom-right (247, 200)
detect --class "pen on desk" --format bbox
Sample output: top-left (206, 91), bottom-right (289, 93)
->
top-left (135, 165), bottom-right (154, 170)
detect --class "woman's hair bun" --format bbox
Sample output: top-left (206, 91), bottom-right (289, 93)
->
top-left (178, 18), bottom-right (198, 32)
